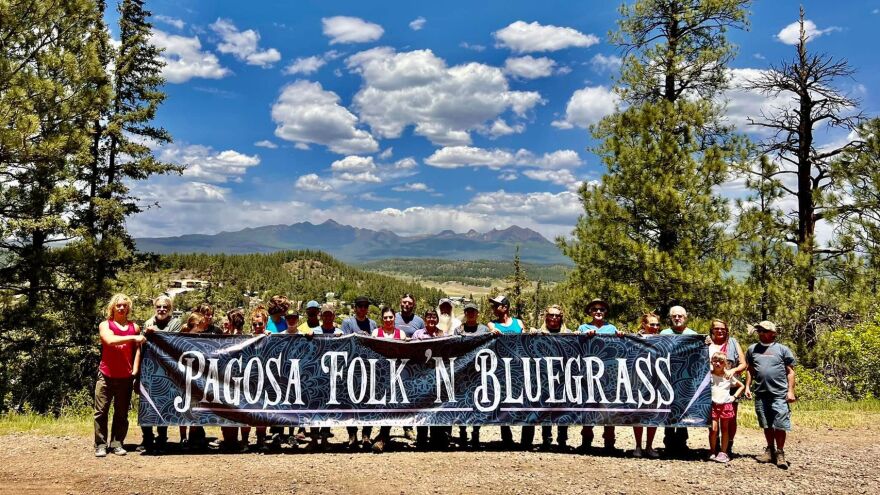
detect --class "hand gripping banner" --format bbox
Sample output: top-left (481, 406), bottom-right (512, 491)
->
top-left (138, 333), bottom-right (711, 427)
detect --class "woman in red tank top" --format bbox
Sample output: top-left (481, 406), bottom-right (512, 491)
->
top-left (93, 293), bottom-right (146, 458)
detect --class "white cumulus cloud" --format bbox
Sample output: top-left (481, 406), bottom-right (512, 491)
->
top-left (503, 56), bottom-right (557, 79)
top-left (330, 155), bottom-right (376, 172)
top-left (409, 17), bottom-right (427, 31)
top-left (552, 85), bottom-right (618, 129)
top-left (590, 53), bottom-right (622, 73)
top-left (346, 47), bottom-right (543, 146)
top-left (392, 182), bottom-right (431, 192)
top-left (157, 143), bottom-right (260, 183)
top-left (494, 21), bottom-right (599, 53)
top-left (776, 19), bottom-right (840, 45)
top-left (210, 18), bottom-right (281, 68)
top-left (271, 80), bottom-right (379, 155)
top-left (283, 55), bottom-right (326, 75)
top-left (254, 140), bottom-right (277, 149)
top-left (150, 30), bottom-right (230, 83)
top-left (296, 173), bottom-right (333, 192)
top-left (176, 182), bottom-right (230, 203)
top-left (425, 146), bottom-right (582, 170)
top-left (154, 15), bottom-right (185, 30)
top-left (523, 169), bottom-right (582, 191)
top-left (322, 16), bottom-right (384, 44)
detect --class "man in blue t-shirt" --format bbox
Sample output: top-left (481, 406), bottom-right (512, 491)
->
top-left (395, 293), bottom-right (425, 337)
top-left (660, 305), bottom-right (698, 335)
top-left (745, 320), bottom-right (796, 469)
top-left (394, 293), bottom-right (423, 441)
top-left (341, 296), bottom-right (377, 335)
top-left (660, 305), bottom-right (697, 455)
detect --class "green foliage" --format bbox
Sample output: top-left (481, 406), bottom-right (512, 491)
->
top-left (817, 319), bottom-right (880, 399)
top-left (114, 250), bottom-right (448, 324)
top-left (0, 0), bottom-right (175, 414)
top-left (794, 366), bottom-right (849, 402)
top-left (559, 0), bottom-right (749, 325)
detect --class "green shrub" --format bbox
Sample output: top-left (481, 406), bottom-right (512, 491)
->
top-left (795, 366), bottom-right (848, 401)
top-left (817, 319), bottom-right (880, 399)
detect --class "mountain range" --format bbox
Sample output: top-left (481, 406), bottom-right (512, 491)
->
top-left (134, 220), bottom-right (572, 264)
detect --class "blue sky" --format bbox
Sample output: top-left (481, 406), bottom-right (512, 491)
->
top-left (115, 0), bottom-right (880, 240)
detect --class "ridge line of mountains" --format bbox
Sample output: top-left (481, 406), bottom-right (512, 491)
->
top-left (134, 220), bottom-right (571, 264)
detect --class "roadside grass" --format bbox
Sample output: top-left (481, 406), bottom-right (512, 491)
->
top-left (2, 400), bottom-right (878, 437)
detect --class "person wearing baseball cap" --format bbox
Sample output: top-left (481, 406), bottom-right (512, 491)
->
top-left (745, 321), bottom-right (796, 469)
top-left (283, 308), bottom-right (300, 334)
top-left (577, 298), bottom-right (622, 453)
top-left (297, 300), bottom-right (321, 335)
top-left (454, 301), bottom-right (489, 449)
top-left (341, 296), bottom-right (378, 450)
top-left (486, 295), bottom-right (525, 449)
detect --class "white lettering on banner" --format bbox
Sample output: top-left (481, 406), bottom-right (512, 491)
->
top-left (475, 349), bottom-right (501, 412)
top-left (167, 345), bottom-right (680, 415)
top-left (174, 351), bottom-right (205, 413)
top-left (434, 357), bottom-right (456, 403)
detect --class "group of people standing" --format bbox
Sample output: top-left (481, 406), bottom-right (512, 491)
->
top-left (94, 292), bottom-right (796, 468)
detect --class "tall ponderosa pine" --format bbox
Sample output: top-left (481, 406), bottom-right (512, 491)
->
top-left (506, 245), bottom-right (528, 319)
top-left (745, 8), bottom-right (865, 344)
top-left (734, 155), bottom-right (801, 326)
top-left (0, 0), bottom-right (109, 411)
top-left (833, 118), bottom-right (880, 302)
top-left (73, 0), bottom-right (179, 326)
top-left (559, 0), bottom-right (749, 323)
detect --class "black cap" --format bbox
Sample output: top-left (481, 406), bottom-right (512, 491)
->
top-left (489, 295), bottom-right (509, 306)
top-left (354, 296), bottom-right (370, 306)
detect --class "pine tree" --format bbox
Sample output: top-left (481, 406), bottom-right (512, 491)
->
top-left (506, 245), bottom-right (527, 319)
top-left (0, 0), bottom-right (110, 411)
top-left (744, 7), bottom-right (866, 344)
top-left (559, 0), bottom-right (750, 323)
top-left (734, 155), bottom-right (802, 326)
top-left (73, 0), bottom-right (180, 326)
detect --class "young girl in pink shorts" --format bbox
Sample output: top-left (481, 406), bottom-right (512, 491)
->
top-left (709, 351), bottom-right (744, 462)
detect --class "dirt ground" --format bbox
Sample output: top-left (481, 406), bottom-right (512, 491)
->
top-left (1, 425), bottom-right (877, 495)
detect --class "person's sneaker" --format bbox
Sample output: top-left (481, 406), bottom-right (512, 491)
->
top-left (632, 447), bottom-right (643, 458)
top-left (645, 448), bottom-right (660, 459)
top-left (179, 438), bottom-right (189, 451)
top-left (708, 453), bottom-right (717, 461)
top-left (715, 452), bottom-right (730, 463)
top-left (372, 438), bottom-right (385, 454)
top-left (110, 445), bottom-right (127, 456)
top-left (756, 446), bottom-right (776, 463)
top-left (208, 439), bottom-right (222, 449)
top-left (238, 441), bottom-right (250, 453)
top-left (135, 444), bottom-right (147, 453)
top-left (294, 430), bottom-right (308, 443)
top-left (95, 445), bottom-right (107, 458)
top-left (347, 433), bottom-right (358, 449)
top-left (775, 449), bottom-right (788, 469)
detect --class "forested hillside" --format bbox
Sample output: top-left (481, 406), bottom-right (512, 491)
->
top-left (116, 251), bottom-right (448, 322)
top-left (358, 258), bottom-right (571, 286)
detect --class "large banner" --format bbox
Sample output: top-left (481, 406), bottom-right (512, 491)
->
top-left (138, 333), bottom-right (711, 427)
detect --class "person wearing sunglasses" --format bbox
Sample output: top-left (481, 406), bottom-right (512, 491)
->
top-left (371, 306), bottom-right (408, 453)
top-left (341, 296), bottom-right (378, 449)
top-left (659, 305), bottom-right (697, 456)
top-left (577, 298), bottom-right (622, 453)
top-left (632, 312), bottom-right (662, 459)
top-left (138, 295), bottom-right (180, 455)
top-left (523, 305), bottom-right (572, 451)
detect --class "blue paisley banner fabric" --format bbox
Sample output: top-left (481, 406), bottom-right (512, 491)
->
top-left (139, 333), bottom-right (711, 427)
